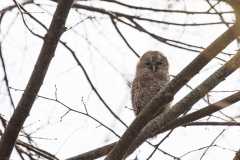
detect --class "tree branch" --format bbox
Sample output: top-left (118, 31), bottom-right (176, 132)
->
top-left (0, 43), bottom-right (15, 109)
top-left (110, 17), bottom-right (140, 58)
top-left (73, 2), bottom-right (233, 26)
top-left (16, 140), bottom-right (59, 160)
top-left (0, 0), bottom-right (74, 159)
top-left (200, 129), bottom-right (225, 159)
top-left (101, 0), bottom-right (233, 15)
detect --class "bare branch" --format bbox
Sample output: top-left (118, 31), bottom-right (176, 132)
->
top-left (110, 17), bottom-right (140, 58)
top-left (180, 144), bottom-right (236, 158)
top-left (73, 2), bottom-right (233, 26)
top-left (200, 129), bottom-right (225, 159)
top-left (146, 130), bottom-right (175, 160)
top-left (0, 0), bottom-right (74, 159)
top-left (0, 43), bottom-right (15, 109)
top-left (12, 0), bottom-right (43, 39)
top-left (37, 95), bottom-right (120, 138)
top-left (101, 0), bottom-right (233, 15)
top-left (206, 0), bottom-right (230, 28)
top-left (16, 140), bottom-right (59, 160)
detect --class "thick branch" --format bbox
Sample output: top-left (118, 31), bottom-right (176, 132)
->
top-left (105, 23), bottom-right (238, 160)
top-left (0, 0), bottom-right (74, 159)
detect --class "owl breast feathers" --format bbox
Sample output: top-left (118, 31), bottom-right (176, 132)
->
top-left (131, 51), bottom-right (170, 117)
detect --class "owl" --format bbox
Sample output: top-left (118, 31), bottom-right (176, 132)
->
top-left (131, 51), bottom-right (170, 117)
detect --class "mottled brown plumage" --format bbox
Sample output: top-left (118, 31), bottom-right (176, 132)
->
top-left (131, 51), bottom-right (170, 117)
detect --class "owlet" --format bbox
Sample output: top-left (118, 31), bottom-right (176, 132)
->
top-left (131, 51), bottom-right (170, 117)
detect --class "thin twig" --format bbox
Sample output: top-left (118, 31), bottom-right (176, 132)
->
top-left (13, 0), bottom-right (43, 39)
top-left (37, 94), bottom-right (120, 138)
top-left (110, 17), bottom-right (140, 58)
top-left (66, 16), bottom-right (90, 31)
top-left (200, 129), bottom-right (226, 160)
top-left (146, 130), bottom-right (175, 160)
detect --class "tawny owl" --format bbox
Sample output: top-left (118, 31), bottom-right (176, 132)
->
top-left (131, 51), bottom-right (170, 117)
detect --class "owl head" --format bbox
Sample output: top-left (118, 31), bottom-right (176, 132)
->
top-left (136, 51), bottom-right (169, 74)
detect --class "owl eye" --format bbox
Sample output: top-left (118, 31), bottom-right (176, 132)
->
top-left (145, 62), bottom-right (151, 65)
top-left (157, 62), bottom-right (162, 65)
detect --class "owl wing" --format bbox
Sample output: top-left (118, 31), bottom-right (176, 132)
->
top-left (131, 78), bottom-right (141, 116)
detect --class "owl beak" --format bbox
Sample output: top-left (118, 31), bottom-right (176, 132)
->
top-left (152, 64), bottom-right (156, 72)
